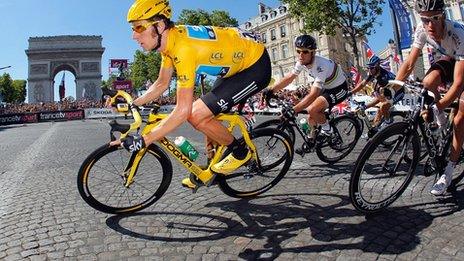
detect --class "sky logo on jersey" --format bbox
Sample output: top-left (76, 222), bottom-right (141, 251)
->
top-left (196, 65), bottom-right (230, 77)
top-left (186, 25), bottom-right (217, 40)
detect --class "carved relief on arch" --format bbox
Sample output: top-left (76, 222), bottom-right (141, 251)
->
top-left (30, 64), bottom-right (48, 75)
top-left (81, 62), bottom-right (99, 73)
top-left (33, 83), bottom-right (45, 102)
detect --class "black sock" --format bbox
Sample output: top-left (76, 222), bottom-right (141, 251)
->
top-left (228, 138), bottom-right (248, 160)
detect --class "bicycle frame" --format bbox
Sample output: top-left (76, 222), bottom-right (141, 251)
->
top-left (123, 111), bottom-right (258, 186)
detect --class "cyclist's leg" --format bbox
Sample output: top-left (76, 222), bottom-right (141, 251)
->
top-left (423, 57), bottom-right (454, 98)
top-left (189, 50), bottom-right (271, 174)
top-left (429, 59), bottom-right (456, 195)
top-left (315, 81), bottom-right (349, 134)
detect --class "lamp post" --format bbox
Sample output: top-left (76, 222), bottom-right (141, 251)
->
top-left (0, 66), bottom-right (11, 71)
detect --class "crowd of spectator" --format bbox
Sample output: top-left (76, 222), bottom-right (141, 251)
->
top-left (0, 87), bottom-right (308, 115)
top-left (0, 98), bottom-right (103, 115)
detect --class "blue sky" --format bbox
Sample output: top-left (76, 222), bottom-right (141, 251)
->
top-left (0, 0), bottom-right (393, 101)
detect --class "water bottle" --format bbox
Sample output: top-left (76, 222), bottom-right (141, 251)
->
top-left (299, 118), bottom-right (310, 134)
top-left (174, 136), bottom-right (199, 161)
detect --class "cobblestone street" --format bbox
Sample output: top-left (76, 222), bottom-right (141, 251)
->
top-left (1, 118), bottom-right (464, 260)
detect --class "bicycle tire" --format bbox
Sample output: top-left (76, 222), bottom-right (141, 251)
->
top-left (217, 127), bottom-right (293, 198)
top-left (77, 144), bottom-right (173, 214)
top-left (349, 121), bottom-right (420, 214)
top-left (316, 114), bottom-right (361, 163)
top-left (254, 118), bottom-right (296, 145)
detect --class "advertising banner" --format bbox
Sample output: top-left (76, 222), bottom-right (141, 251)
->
top-left (113, 80), bottom-right (133, 92)
top-left (389, 0), bottom-right (413, 49)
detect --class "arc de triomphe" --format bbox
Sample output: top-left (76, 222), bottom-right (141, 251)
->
top-left (25, 35), bottom-right (105, 103)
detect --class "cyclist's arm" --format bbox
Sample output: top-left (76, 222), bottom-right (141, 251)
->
top-left (366, 97), bottom-right (380, 109)
top-left (269, 73), bottom-right (298, 92)
top-left (436, 60), bottom-right (464, 110)
top-left (395, 47), bottom-right (421, 81)
top-left (293, 85), bottom-right (321, 113)
top-left (133, 67), bottom-right (174, 106)
top-left (143, 86), bottom-right (194, 145)
top-left (351, 79), bottom-right (367, 94)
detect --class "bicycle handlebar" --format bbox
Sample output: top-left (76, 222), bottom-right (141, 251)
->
top-left (102, 88), bottom-right (143, 138)
top-left (387, 80), bottom-right (435, 105)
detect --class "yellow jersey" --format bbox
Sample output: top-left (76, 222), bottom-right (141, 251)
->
top-left (160, 25), bottom-right (265, 89)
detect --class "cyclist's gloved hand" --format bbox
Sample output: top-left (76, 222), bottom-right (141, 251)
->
top-left (281, 106), bottom-right (296, 119)
top-left (358, 102), bottom-right (367, 111)
top-left (262, 88), bottom-right (276, 104)
top-left (121, 134), bottom-right (146, 153)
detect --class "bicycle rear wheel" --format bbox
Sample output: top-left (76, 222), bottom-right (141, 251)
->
top-left (217, 127), bottom-right (293, 198)
top-left (349, 122), bottom-right (420, 214)
top-left (316, 114), bottom-right (361, 163)
top-left (77, 144), bottom-right (172, 214)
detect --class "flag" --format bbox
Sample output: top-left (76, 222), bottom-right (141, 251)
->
top-left (59, 72), bottom-right (65, 101)
top-left (380, 58), bottom-right (391, 72)
top-left (350, 66), bottom-right (361, 85)
top-left (363, 41), bottom-right (374, 59)
top-left (333, 101), bottom-right (349, 115)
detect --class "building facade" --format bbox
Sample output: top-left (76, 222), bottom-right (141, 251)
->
top-left (239, 3), bottom-right (353, 89)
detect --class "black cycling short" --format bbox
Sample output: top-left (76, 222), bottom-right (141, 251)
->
top-left (201, 50), bottom-right (271, 115)
top-left (321, 81), bottom-right (349, 109)
top-left (426, 57), bottom-right (455, 84)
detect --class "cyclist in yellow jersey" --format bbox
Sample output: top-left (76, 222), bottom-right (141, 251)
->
top-left (111, 0), bottom-right (272, 190)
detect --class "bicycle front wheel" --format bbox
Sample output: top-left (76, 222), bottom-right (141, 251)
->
top-left (254, 118), bottom-right (296, 145)
top-left (217, 127), bottom-right (293, 198)
top-left (77, 144), bottom-right (173, 214)
top-left (349, 122), bottom-right (420, 214)
top-left (316, 114), bottom-right (361, 163)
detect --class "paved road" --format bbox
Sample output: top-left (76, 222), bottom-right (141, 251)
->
top-left (1, 118), bottom-right (464, 260)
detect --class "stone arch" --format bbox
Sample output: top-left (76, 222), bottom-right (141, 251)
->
top-left (25, 35), bottom-right (105, 103)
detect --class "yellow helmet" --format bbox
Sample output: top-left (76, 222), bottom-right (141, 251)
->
top-left (127, 0), bottom-right (172, 22)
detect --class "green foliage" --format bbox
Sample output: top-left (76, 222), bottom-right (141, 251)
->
top-left (177, 9), bottom-right (238, 27)
top-left (0, 73), bottom-right (26, 103)
top-left (281, 0), bottom-right (385, 66)
top-left (129, 50), bottom-right (162, 89)
top-left (12, 80), bottom-right (27, 103)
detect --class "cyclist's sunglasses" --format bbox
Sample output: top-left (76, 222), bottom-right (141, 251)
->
top-left (420, 13), bottom-right (444, 24)
top-left (296, 49), bottom-right (315, 55)
top-left (131, 20), bottom-right (159, 33)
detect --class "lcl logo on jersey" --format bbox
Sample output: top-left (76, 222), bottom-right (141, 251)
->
top-left (209, 52), bottom-right (224, 63)
top-left (178, 75), bottom-right (189, 82)
top-left (232, 52), bottom-right (245, 63)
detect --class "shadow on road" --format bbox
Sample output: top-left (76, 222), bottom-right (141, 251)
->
top-left (105, 190), bottom-right (464, 259)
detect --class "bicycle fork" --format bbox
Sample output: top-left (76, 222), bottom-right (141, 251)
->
top-left (382, 134), bottom-right (410, 175)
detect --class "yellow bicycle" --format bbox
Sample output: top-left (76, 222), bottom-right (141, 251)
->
top-left (77, 88), bottom-right (293, 214)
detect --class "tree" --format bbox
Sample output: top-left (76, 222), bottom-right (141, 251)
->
top-left (281, 0), bottom-right (384, 67)
top-left (0, 74), bottom-right (26, 103)
top-left (177, 9), bottom-right (238, 27)
top-left (11, 80), bottom-right (26, 103)
top-left (129, 50), bottom-right (162, 90)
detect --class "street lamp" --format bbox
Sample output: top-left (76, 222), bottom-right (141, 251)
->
top-left (0, 66), bottom-right (11, 71)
